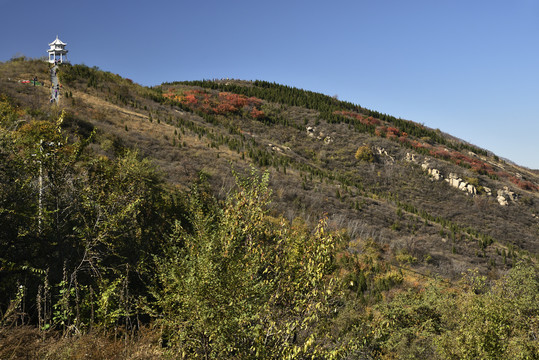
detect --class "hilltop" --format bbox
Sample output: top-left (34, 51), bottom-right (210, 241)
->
top-left (0, 58), bottom-right (538, 358)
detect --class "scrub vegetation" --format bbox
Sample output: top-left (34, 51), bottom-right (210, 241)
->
top-left (0, 58), bottom-right (538, 359)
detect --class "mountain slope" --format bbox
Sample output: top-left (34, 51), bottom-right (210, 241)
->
top-left (1, 59), bottom-right (538, 279)
top-left (2, 57), bottom-right (539, 359)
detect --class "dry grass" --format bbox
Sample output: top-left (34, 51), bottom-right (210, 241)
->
top-left (0, 326), bottom-right (167, 360)
top-left (70, 90), bottom-right (149, 121)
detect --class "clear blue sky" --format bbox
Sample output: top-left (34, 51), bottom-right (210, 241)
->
top-left (2, 0), bottom-right (538, 169)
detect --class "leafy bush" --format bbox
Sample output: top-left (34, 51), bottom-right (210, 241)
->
top-left (154, 168), bottom-right (344, 358)
top-left (355, 145), bottom-right (374, 162)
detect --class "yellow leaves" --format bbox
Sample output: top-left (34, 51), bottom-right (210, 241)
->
top-left (355, 145), bottom-right (374, 162)
top-left (303, 334), bottom-right (315, 353)
top-left (156, 167), bottom-right (349, 358)
top-left (56, 110), bottom-right (65, 130)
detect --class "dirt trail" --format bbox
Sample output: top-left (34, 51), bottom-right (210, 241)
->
top-left (71, 89), bottom-right (149, 119)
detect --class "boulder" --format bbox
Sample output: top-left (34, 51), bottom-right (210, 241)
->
top-left (405, 152), bottom-right (419, 163)
top-left (268, 143), bottom-right (283, 152)
top-left (446, 173), bottom-right (463, 190)
top-left (450, 177), bottom-right (461, 189)
top-left (497, 186), bottom-right (517, 202)
top-left (428, 168), bottom-right (443, 181)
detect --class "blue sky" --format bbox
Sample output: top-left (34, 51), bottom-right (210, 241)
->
top-left (2, 0), bottom-right (538, 169)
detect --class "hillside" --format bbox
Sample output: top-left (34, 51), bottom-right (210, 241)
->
top-left (1, 58), bottom-right (538, 358)
top-left (3, 58), bottom-right (537, 276)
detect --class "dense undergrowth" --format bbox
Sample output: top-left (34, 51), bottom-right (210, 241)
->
top-left (1, 90), bottom-right (538, 359)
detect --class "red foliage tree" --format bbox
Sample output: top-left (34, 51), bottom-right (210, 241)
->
top-left (250, 108), bottom-right (265, 119)
top-left (163, 88), bottom-right (265, 119)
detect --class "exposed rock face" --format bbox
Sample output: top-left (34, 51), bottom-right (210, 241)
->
top-left (496, 186), bottom-right (517, 206)
top-left (307, 127), bottom-right (333, 144)
top-left (428, 167), bottom-right (443, 181)
top-left (405, 152), bottom-right (419, 163)
top-left (409, 152), bottom-right (517, 205)
top-left (443, 173), bottom-right (477, 195)
top-left (375, 146), bottom-right (394, 162)
top-left (420, 161), bottom-right (442, 180)
top-left (376, 146), bottom-right (389, 157)
top-left (447, 173), bottom-right (459, 188)
top-left (268, 143), bottom-right (283, 152)
top-left (497, 195), bottom-right (509, 206)
top-left (501, 186), bottom-right (517, 201)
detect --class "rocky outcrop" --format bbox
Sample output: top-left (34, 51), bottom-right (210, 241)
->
top-left (429, 168), bottom-right (443, 181)
top-left (406, 152), bottom-right (520, 205)
top-left (405, 152), bottom-right (419, 163)
top-left (268, 143), bottom-right (291, 153)
top-left (375, 146), bottom-right (394, 162)
top-left (307, 127), bottom-right (333, 144)
top-left (496, 186), bottom-right (517, 206)
top-left (418, 160), bottom-right (477, 195)
top-left (268, 143), bottom-right (283, 153)
top-left (446, 173), bottom-right (459, 188)
top-left (497, 195), bottom-right (508, 206)
top-left (444, 173), bottom-right (476, 195)
top-left (420, 162), bottom-right (444, 181)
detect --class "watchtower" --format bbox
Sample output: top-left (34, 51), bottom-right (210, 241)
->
top-left (47, 36), bottom-right (68, 64)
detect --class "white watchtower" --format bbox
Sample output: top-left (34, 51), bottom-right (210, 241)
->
top-left (47, 36), bottom-right (68, 64)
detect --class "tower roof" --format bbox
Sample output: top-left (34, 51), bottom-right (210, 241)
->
top-left (49, 35), bottom-right (67, 46)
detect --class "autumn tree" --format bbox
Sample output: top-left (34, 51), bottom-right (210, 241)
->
top-left (355, 145), bottom-right (374, 163)
top-left (154, 168), bottom-right (343, 359)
